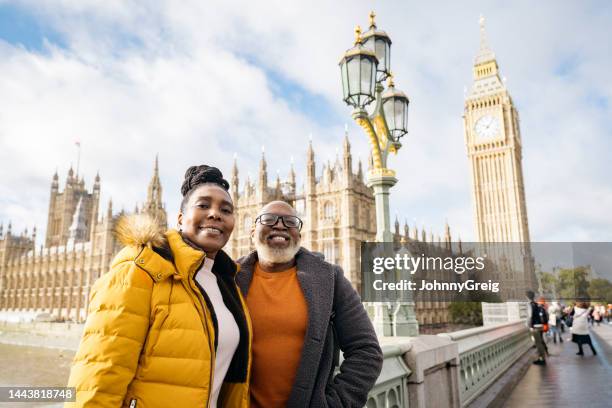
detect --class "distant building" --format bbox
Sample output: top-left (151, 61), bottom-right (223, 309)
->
top-left (0, 158), bottom-right (166, 322)
top-left (463, 16), bottom-right (536, 298)
top-left (0, 140), bottom-right (453, 325)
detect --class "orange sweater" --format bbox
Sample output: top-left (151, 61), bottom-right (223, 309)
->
top-left (246, 262), bottom-right (308, 408)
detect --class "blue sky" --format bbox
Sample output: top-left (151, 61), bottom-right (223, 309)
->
top-left (0, 3), bottom-right (65, 51)
top-left (0, 0), bottom-right (610, 244)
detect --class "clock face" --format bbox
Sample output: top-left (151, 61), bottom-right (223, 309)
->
top-left (474, 115), bottom-right (500, 139)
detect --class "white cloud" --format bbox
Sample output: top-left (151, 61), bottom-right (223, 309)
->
top-left (0, 0), bottom-right (610, 244)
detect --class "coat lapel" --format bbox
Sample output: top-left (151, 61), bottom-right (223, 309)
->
top-left (287, 248), bottom-right (335, 407)
top-left (235, 250), bottom-right (258, 295)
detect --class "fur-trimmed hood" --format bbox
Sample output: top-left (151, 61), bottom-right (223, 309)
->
top-left (114, 213), bottom-right (168, 250)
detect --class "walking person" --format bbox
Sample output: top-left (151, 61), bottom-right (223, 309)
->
top-left (571, 302), bottom-right (597, 356)
top-left (66, 165), bottom-right (252, 407)
top-left (593, 306), bottom-right (602, 326)
top-left (526, 291), bottom-right (547, 365)
top-left (548, 301), bottom-right (563, 343)
top-left (560, 305), bottom-right (570, 333)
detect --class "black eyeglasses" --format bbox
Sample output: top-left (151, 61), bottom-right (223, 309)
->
top-left (255, 213), bottom-right (303, 230)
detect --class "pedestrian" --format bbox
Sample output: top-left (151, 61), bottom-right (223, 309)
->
top-left (548, 301), bottom-right (563, 344)
top-left (593, 306), bottom-right (602, 326)
top-left (237, 200), bottom-right (383, 407)
top-left (587, 305), bottom-right (595, 326)
top-left (560, 305), bottom-right (570, 333)
top-left (571, 302), bottom-right (597, 356)
top-left (526, 291), bottom-right (547, 365)
top-left (598, 304), bottom-right (606, 324)
top-left (66, 165), bottom-right (252, 407)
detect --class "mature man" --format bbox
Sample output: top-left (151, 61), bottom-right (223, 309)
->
top-left (236, 200), bottom-right (383, 408)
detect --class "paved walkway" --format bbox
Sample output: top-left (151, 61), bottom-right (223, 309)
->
top-left (504, 324), bottom-right (612, 408)
top-left (0, 343), bottom-right (74, 407)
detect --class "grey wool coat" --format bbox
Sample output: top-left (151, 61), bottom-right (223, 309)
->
top-left (236, 247), bottom-right (383, 408)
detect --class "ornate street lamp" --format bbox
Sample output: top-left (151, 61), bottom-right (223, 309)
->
top-left (339, 26), bottom-right (378, 109)
top-left (339, 11), bottom-right (418, 337)
top-left (382, 74), bottom-right (410, 146)
top-left (361, 11), bottom-right (392, 82)
top-left (339, 13), bottom-right (410, 241)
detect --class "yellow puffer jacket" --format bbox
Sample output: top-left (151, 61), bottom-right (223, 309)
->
top-left (66, 215), bottom-right (252, 407)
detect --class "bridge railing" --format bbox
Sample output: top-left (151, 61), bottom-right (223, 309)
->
top-left (366, 344), bottom-right (412, 408)
top-left (437, 320), bottom-right (532, 406)
top-left (368, 320), bottom-right (532, 407)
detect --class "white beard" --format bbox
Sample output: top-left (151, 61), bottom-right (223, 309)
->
top-left (254, 234), bottom-right (300, 264)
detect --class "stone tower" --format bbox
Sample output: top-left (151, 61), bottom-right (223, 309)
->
top-left (226, 136), bottom-right (377, 288)
top-left (44, 167), bottom-right (99, 247)
top-left (464, 16), bottom-right (531, 244)
top-left (463, 16), bottom-right (536, 297)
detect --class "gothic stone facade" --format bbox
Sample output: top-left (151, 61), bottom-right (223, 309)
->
top-left (0, 159), bottom-right (166, 322)
top-left (0, 139), bottom-right (454, 326)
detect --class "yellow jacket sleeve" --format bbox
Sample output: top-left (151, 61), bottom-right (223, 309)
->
top-left (66, 257), bottom-right (153, 407)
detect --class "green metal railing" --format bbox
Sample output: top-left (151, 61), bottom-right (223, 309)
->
top-left (367, 320), bottom-right (531, 407)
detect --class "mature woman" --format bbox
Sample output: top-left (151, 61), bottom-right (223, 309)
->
top-left (571, 302), bottom-right (597, 356)
top-left (66, 165), bottom-right (251, 407)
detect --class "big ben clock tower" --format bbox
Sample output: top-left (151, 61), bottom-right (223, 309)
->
top-left (464, 16), bottom-right (536, 296)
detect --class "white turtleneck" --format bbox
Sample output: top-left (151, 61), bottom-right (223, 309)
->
top-left (194, 257), bottom-right (240, 407)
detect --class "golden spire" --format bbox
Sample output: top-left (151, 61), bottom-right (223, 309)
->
top-left (354, 25), bottom-right (362, 44)
top-left (386, 71), bottom-right (395, 87)
top-left (369, 10), bottom-right (376, 28)
top-left (475, 14), bottom-right (496, 64)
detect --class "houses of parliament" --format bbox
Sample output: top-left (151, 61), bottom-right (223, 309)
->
top-left (0, 17), bottom-right (535, 325)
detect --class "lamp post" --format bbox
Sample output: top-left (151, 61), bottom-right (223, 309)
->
top-left (339, 11), bottom-right (419, 337)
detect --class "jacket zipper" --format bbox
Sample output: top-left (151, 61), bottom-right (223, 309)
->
top-left (186, 256), bottom-right (216, 408)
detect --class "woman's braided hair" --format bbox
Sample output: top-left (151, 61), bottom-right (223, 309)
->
top-left (180, 165), bottom-right (230, 211)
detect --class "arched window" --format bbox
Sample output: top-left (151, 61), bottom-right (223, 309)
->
top-left (243, 215), bottom-right (252, 233)
top-left (324, 202), bottom-right (334, 220)
top-left (323, 243), bottom-right (333, 262)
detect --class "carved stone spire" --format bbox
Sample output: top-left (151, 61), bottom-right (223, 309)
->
top-left (343, 125), bottom-right (352, 177)
top-left (51, 170), bottom-right (59, 191)
top-left (231, 153), bottom-right (239, 199)
top-left (94, 171), bottom-right (101, 191)
top-left (394, 216), bottom-right (400, 236)
top-left (306, 139), bottom-right (316, 191)
top-left (444, 220), bottom-right (451, 250)
top-left (475, 14), bottom-right (496, 65)
top-left (144, 155), bottom-right (167, 228)
top-left (259, 147), bottom-right (268, 193)
top-left (107, 198), bottom-right (113, 219)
